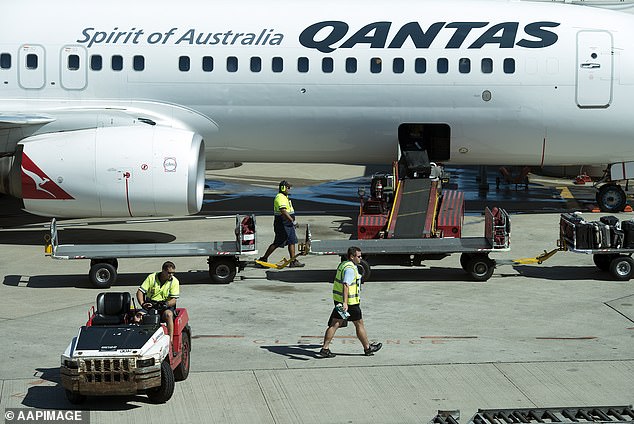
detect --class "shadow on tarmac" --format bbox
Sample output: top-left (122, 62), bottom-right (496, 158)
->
top-left (512, 265), bottom-right (622, 282)
top-left (2, 270), bottom-right (214, 289)
top-left (259, 344), bottom-right (322, 360)
top-left (23, 368), bottom-right (148, 411)
top-left (0, 228), bottom-right (177, 246)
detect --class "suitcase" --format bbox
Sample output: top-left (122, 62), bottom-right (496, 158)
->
top-left (560, 213), bottom-right (583, 241)
top-left (575, 222), bottom-right (593, 249)
top-left (612, 229), bottom-right (625, 249)
top-left (600, 215), bottom-right (619, 227)
top-left (593, 221), bottom-right (611, 249)
top-left (622, 220), bottom-right (634, 248)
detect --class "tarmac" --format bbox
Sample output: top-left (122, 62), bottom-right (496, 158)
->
top-left (0, 164), bottom-right (633, 424)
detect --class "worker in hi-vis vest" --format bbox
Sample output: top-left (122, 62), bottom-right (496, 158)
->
top-left (319, 246), bottom-right (382, 358)
top-left (258, 180), bottom-right (304, 267)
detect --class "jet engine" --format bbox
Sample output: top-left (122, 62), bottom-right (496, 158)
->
top-left (0, 126), bottom-right (205, 217)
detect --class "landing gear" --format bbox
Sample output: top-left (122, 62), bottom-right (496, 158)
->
top-left (596, 183), bottom-right (627, 213)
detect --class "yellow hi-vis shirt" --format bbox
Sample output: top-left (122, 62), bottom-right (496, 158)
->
top-left (274, 192), bottom-right (294, 215)
top-left (139, 273), bottom-right (180, 301)
top-left (332, 261), bottom-right (361, 305)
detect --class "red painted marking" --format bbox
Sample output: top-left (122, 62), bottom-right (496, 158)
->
top-left (21, 153), bottom-right (74, 200)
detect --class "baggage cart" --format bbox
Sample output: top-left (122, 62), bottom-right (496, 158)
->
top-left (306, 206), bottom-right (510, 282)
top-left (45, 214), bottom-right (257, 287)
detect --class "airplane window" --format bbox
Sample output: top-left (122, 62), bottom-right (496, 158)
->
top-left (272, 57), bottom-right (283, 73)
top-left (26, 54), bottom-right (38, 70)
top-left (67, 54), bottom-right (80, 71)
top-left (371, 57), bottom-right (382, 74)
top-left (322, 57), bottom-right (334, 73)
top-left (179, 56), bottom-right (190, 72)
top-left (393, 58), bottom-right (404, 74)
top-left (504, 58), bottom-right (515, 74)
top-left (415, 58), bottom-right (426, 74)
top-left (111, 55), bottom-right (123, 71)
top-left (133, 55), bottom-right (145, 71)
top-left (459, 58), bottom-right (471, 74)
top-left (0, 53), bottom-right (10, 69)
top-left (437, 58), bottom-right (449, 74)
top-left (202, 56), bottom-right (214, 72)
top-left (227, 56), bottom-right (238, 72)
top-left (481, 58), bottom-right (493, 74)
top-left (250, 57), bottom-right (261, 72)
top-left (346, 58), bottom-right (357, 73)
top-left (90, 55), bottom-right (102, 71)
top-left (298, 57), bottom-right (309, 73)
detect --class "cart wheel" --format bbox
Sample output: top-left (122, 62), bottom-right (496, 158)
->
top-left (91, 258), bottom-right (118, 271)
top-left (357, 258), bottom-right (371, 282)
top-left (593, 254), bottom-right (615, 271)
top-left (459, 253), bottom-right (472, 271)
top-left (209, 258), bottom-right (237, 284)
top-left (89, 262), bottom-right (117, 288)
top-left (609, 255), bottom-right (634, 281)
top-left (174, 331), bottom-right (190, 381)
top-left (466, 255), bottom-right (495, 282)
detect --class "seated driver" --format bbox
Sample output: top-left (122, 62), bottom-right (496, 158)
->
top-left (136, 261), bottom-right (179, 352)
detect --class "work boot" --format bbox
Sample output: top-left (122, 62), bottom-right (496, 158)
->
top-left (289, 260), bottom-right (305, 268)
top-left (364, 342), bottom-right (382, 356)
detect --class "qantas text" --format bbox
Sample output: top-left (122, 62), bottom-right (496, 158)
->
top-left (299, 21), bottom-right (560, 52)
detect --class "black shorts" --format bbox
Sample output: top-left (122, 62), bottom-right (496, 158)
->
top-left (273, 215), bottom-right (298, 247)
top-left (328, 302), bottom-right (362, 326)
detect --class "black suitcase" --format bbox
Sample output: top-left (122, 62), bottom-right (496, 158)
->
top-left (612, 229), bottom-right (625, 249)
top-left (600, 215), bottom-right (619, 227)
top-left (561, 213), bottom-right (584, 241)
top-left (575, 222), bottom-right (593, 249)
top-left (594, 222), bottom-right (611, 248)
top-left (622, 220), bottom-right (634, 248)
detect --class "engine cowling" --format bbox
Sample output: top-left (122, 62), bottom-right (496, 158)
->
top-left (4, 126), bottom-right (205, 217)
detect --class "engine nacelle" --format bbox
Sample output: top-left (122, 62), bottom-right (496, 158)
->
top-left (6, 126), bottom-right (205, 217)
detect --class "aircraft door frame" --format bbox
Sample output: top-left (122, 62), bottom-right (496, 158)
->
top-left (18, 44), bottom-right (46, 89)
top-left (576, 30), bottom-right (613, 108)
top-left (60, 45), bottom-right (87, 90)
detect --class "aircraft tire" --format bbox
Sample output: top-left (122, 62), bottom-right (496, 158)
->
top-left (597, 184), bottom-right (627, 213)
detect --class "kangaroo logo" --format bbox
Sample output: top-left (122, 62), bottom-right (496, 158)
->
top-left (21, 154), bottom-right (74, 200)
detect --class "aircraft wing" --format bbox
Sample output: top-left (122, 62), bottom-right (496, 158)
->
top-left (0, 113), bottom-right (56, 128)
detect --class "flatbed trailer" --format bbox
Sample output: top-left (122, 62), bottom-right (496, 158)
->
top-left (307, 206), bottom-right (510, 282)
top-left (45, 214), bottom-right (258, 287)
top-left (514, 213), bottom-right (634, 281)
top-left (559, 214), bottom-right (634, 280)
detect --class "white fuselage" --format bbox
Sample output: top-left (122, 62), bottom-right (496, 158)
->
top-left (2, 0), bottom-right (634, 217)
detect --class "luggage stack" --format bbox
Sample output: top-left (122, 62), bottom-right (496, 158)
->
top-left (560, 213), bottom-right (632, 250)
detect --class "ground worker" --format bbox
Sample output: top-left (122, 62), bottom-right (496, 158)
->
top-left (258, 180), bottom-right (304, 267)
top-left (319, 246), bottom-right (382, 358)
top-left (136, 261), bottom-right (179, 354)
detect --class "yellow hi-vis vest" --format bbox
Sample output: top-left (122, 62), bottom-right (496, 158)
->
top-left (332, 260), bottom-right (361, 305)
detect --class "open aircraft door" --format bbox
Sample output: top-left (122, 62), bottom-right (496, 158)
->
top-left (576, 30), bottom-right (613, 108)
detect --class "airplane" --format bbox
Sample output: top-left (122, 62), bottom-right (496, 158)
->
top-left (1, 0), bottom-right (634, 218)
